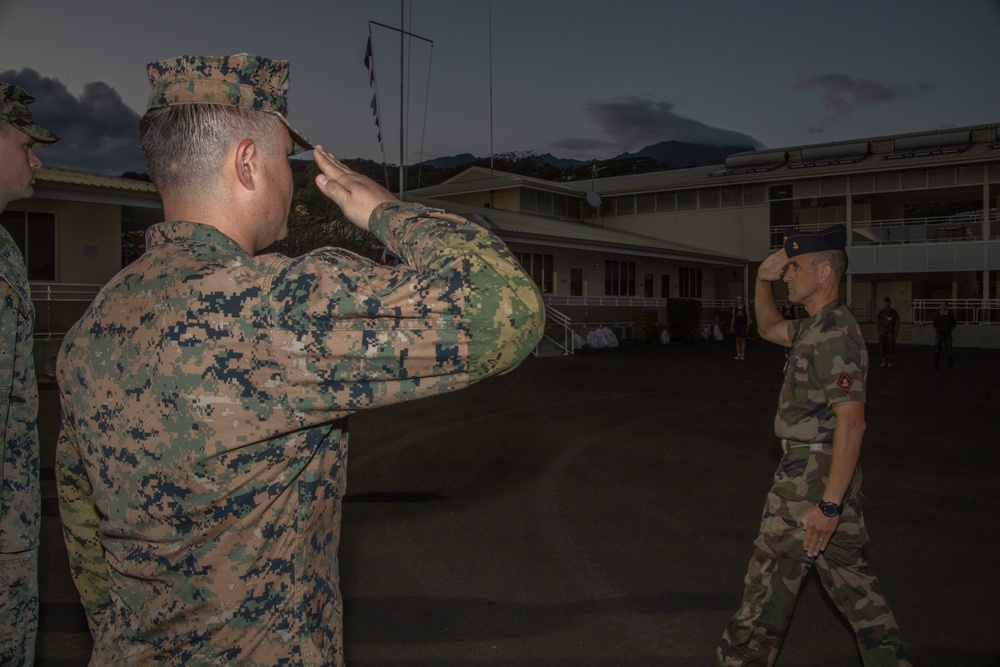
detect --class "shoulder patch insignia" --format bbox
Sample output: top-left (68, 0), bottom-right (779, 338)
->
top-left (837, 372), bottom-right (853, 393)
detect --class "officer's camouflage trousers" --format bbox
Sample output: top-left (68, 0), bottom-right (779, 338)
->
top-left (0, 550), bottom-right (38, 667)
top-left (716, 446), bottom-right (911, 667)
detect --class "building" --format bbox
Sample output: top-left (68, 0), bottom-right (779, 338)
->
top-left (11, 123), bottom-right (999, 360)
top-left (1, 166), bottom-right (162, 364)
top-left (410, 122), bottom-right (1000, 349)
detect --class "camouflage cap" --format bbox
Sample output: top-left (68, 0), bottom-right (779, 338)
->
top-left (145, 53), bottom-right (312, 153)
top-left (0, 82), bottom-right (59, 143)
top-left (783, 224), bottom-right (846, 258)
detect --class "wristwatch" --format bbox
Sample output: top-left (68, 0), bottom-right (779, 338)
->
top-left (819, 500), bottom-right (843, 517)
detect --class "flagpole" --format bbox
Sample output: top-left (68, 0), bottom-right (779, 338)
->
top-left (367, 17), bottom-right (432, 197)
top-left (399, 0), bottom-right (405, 200)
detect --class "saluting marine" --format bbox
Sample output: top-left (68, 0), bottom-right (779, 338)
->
top-left (56, 53), bottom-right (544, 666)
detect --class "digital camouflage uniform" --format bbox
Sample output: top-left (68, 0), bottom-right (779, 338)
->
top-left (56, 200), bottom-right (544, 665)
top-left (717, 298), bottom-right (910, 667)
top-left (0, 226), bottom-right (40, 667)
top-left (1, 80), bottom-right (57, 667)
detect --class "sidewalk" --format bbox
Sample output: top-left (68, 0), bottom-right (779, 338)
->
top-left (36, 341), bottom-right (1000, 665)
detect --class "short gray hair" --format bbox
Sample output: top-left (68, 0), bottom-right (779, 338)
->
top-left (812, 249), bottom-right (848, 282)
top-left (139, 104), bottom-right (285, 196)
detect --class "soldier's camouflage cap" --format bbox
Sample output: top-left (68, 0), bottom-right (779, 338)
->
top-left (783, 224), bottom-right (846, 258)
top-left (0, 82), bottom-right (59, 144)
top-left (145, 53), bottom-right (312, 153)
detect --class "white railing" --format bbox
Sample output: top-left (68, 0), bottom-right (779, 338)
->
top-left (30, 282), bottom-right (102, 302)
top-left (911, 299), bottom-right (1000, 325)
top-left (771, 211), bottom-right (998, 247)
top-left (538, 303), bottom-right (575, 356)
top-left (29, 282), bottom-right (103, 340)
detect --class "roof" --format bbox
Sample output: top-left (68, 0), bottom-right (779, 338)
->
top-left (568, 121), bottom-right (1000, 195)
top-left (408, 166), bottom-right (584, 199)
top-left (412, 196), bottom-right (747, 266)
top-left (27, 166), bottom-right (161, 209)
top-left (36, 166), bottom-right (158, 194)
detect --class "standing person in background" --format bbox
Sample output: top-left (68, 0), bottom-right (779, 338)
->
top-left (0, 81), bottom-right (58, 667)
top-left (56, 53), bottom-right (544, 666)
top-left (731, 294), bottom-right (752, 360)
top-left (716, 224), bottom-right (910, 667)
top-left (933, 299), bottom-right (957, 369)
top-left (877, 296), bottom-right (900, 368)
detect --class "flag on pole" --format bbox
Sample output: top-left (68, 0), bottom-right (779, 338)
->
top-left (364, 35), bottom-right (381, 143)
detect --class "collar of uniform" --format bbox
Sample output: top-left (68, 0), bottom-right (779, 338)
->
top-left (144, 220), bottom-right (252, 256)
top-left (809, 296), bottom-right (847, 322)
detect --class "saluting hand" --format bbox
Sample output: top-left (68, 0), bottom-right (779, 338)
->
top-left (757, 248), bottom-right (789, 283)
top-left (312, 145), bottom-right (396, 231)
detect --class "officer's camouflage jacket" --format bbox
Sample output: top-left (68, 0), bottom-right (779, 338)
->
top-left (0, 225), bottom-right (40, 556)
top-left (776, 297), bottom-right (867, 443)
top-left (56, 201), bottom-right (544, 665)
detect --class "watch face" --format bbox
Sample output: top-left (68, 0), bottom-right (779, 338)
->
top-left (820, 501), bottom-right (840, 517)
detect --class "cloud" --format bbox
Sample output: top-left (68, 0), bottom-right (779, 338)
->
top-left (552, 95), bottom-right (762, 157)
top-left (794, 74), bottom-right (935, 129)
top-left (1, 68), bottom-right (144, 176)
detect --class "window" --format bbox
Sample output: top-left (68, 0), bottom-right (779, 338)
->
top-left (605, 260), bottom-right (635, 296)
top-left (644, 272), bottom-right (654, 298)
top-left (661, 274), bottom-right (671, 299)
top-left (656, 191), bottom-right (676, 212)
top-left (679, 266), bottom-right (702, 298)
top-left (515, 251), bottom-right (553, 294)
top-left (570, 268), bottom-right (583, 296)
top-left (636, 193), bottom-right (656, 215)
top-left (616, 195), bottom-right (635, 216)
top-left (677, 190), bottom-right (698, 211)
top-left (1, 209), bottom-right (56, 281)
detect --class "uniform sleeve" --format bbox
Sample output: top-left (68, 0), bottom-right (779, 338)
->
top-left (814, 329), bottom-right (866, 406)
top-left (55, 406), bottom-right (110, 634)
top-left (266, 202), bottom-right (545, 417)
top-left (0, 284), bottom-right (16, 485)
top-left (371, 201), bottom-right (544, 376)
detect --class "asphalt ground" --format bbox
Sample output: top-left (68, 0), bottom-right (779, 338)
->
top-left (35, 340), bottom-right (1000, 666)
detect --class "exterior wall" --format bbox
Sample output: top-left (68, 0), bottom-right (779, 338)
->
top-left (506, 241), bottom-right (722, 301)
top-left (600, 205), bottom-right (770, 261)
top-left (54, 201), bottom-right (123, 284)
top-left (441, 189), bottom-right (519, 211)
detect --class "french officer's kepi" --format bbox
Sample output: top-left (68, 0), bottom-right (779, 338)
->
top-left (144, 53), bottom-right (312, 153)
top-left (0, 82), bottom-right (59, 144)
top-left (783, 224), bottom-right (847, 258)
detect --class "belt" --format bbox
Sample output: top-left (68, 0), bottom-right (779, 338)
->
top-left (780, 438), bottom-right (831, 454)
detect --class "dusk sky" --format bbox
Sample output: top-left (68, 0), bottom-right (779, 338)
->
top-left (2, 0), bottom-right (998, 176)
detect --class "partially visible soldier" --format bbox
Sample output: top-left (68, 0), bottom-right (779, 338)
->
top-left (877, 296), bottom-right (900, 368)
top-left (716, 225), bottom-right (911, 667)
top-left (56, 54), bottom-right (544, 665)
top-left (0, 81), bottom-right (58, 666)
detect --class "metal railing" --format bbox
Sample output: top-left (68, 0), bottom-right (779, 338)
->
top-left (771, 211), bottom-right (998, 247)
top-left (30, 282), bottom-right (102, 302)
top-left (538, 303), bottom-right (575, 356)
top-left (30, 282), bottom-right (103, 339)
top-left (911, 299), bottom-right (1000, 325)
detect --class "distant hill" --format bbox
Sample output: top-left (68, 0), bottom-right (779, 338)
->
top-left (414, 140), bottom-right (756, 173)
top-left (419, 153), bottom-right (479, 169)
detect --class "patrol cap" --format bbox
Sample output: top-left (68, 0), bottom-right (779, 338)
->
top-left (783, 224), bottom-right (846, 258)
top-left (0, 82), bottom-right (59, 144)
top-left (144, 53), bottom-right (312, 153)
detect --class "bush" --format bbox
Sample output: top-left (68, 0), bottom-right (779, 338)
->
top-left (633, 308), bottom-right (658, 344)
top-left (666, 298), bottom-right (702, 343)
